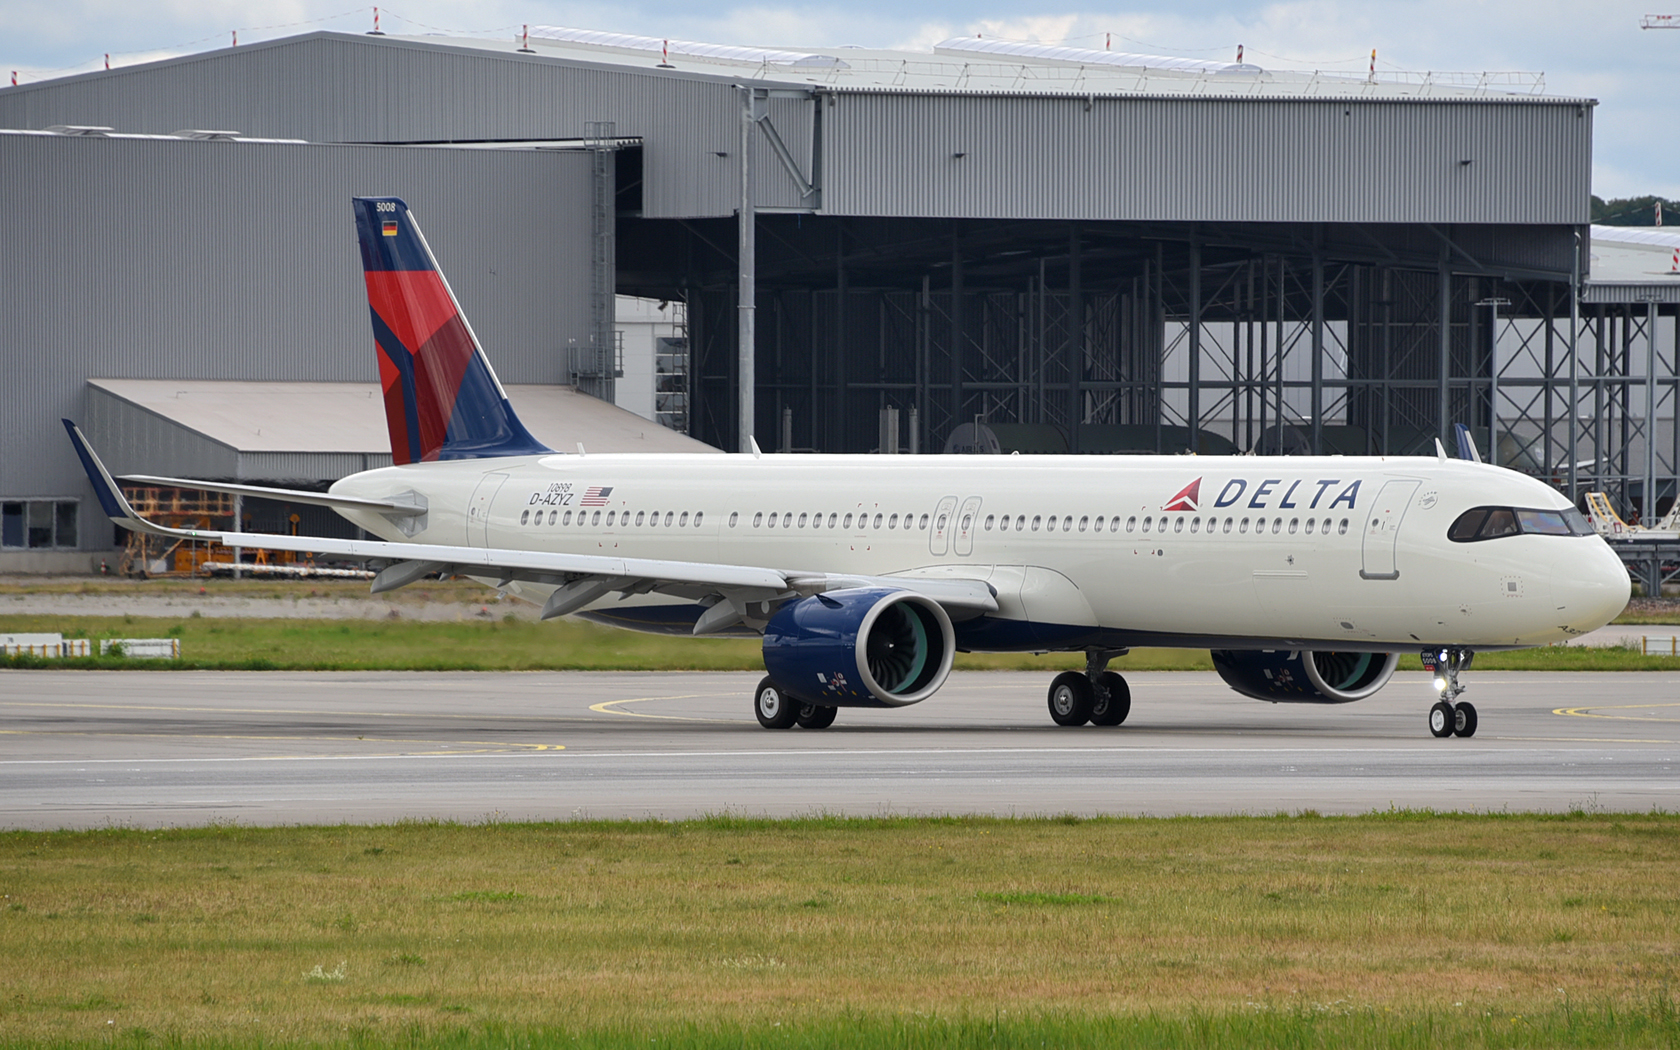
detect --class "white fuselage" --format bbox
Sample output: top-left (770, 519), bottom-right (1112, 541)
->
top-left (329, 452), bottom-right (1630, 652)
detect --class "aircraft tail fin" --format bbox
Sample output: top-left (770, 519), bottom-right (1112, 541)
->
top-left (352, 197), bottom-right (550, 465)
top-left (1452, 423), bottom-right (1483, 464)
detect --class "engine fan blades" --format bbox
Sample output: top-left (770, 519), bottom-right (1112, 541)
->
top-left (865, 603), bottom-right (927, 692)
top-left (1311, 650), bottom-right (1374, 692)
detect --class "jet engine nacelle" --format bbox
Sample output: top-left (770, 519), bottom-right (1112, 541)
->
top-left (1211, 649), bottom-right (1399, 704)
top-left (762, 588), bottom-right (954, 707)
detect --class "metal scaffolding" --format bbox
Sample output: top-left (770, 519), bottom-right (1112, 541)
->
top-left (635, 215), bottom-right (1676, 526)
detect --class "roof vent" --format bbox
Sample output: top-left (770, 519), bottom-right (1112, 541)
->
top-left (172, 129), bottom-right (243, 140)
top-left (43, 125), bottom-right (113, 136)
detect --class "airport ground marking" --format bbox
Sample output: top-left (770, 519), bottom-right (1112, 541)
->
top-left (589, 693), bottom-right (743, 723)
top-left (0, 728), bottom-right (560, 756)
top-left (1553, 702), bottom-right (1680, 723)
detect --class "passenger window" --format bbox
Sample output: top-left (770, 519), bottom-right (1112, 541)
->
top-left (1174, 517), bottom-right (1185, 533)
top-left (1304, 518), bottom-right (1314, 535)
top-left (609, 511), bottom-right (619, 526)
top-left (984, 514), bottom-right (994, 530)
top-left (873, 514), bottom-right (883, 528)
top-left (728, 512), bottom-right (738, 527)
top-left (1046, 516), bottom-right (1057, 532)
top-left (1222, 518), bottom-right (1232, 534)
top-left (1189, 517), bottom-right (1200, 534)
top-left (1338, 518), bottom-right (1349, 535)
top-left (936, 514), bottom-right (948, 530)
top-left (1239, 517), bottom-right (1248, 533)
top-left (999, 516), bottom-right (1009, 531)
top-left (888, 513), bottom-right (899, 528)
top-left (1079, 516), bottom-right (1089, 532)
top-left (960, 514), bottom-right (972, 530)
top-left (919, 514), bottom-right (930, 529)
top-left (634, 511), bottom-right (645, 526)
top-left (591, 511), bottom-right (601, 526)
top-left (694, 511), bottom-right (703, 526)
top-left (520, 510), bottom-right (530, 525)
top-left (666, 512), bottom-right (676, 526)
top-left (797, 513), bottom-right (808, 528)
top-left (754, 512), bottom-right (764, 527)
top-left (1272, 519), bottom-right (1283, 534)
top-left (1126, 516), bottom-right (1137, 533)
top-left (827, 513), bottom-right (837, 528)
top-left (563, 510), bottom-right (573, 525)
top-left (1031, 515), bottom-right (1042, 532)
top-left (679, 511), bottom-right (689, 527)
top-left (843, 513), bottom-right (853, 529)
top-left (1141, 516), bottom-right (1152, 532)
top-left (1092, 516), bottom-right (1102, 531)
top-left (1015, 515), bottom-right (1025, 531)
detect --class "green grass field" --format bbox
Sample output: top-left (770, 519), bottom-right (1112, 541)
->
top-left (0, 814), bottom-right (1676, 1049)
top-left (2, 612), bottom-right (1678, 673)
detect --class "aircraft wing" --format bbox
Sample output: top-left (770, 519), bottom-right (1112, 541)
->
top-left (66, 421), bottom-right (996, 630)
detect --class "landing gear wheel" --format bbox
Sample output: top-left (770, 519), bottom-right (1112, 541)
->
top-left (796, 703), bottom-right (838, 729)
top-left (754, 676), bottom-right (799, 729)
top-left (1048, 671), bottom-right (1094, 727)
top-left (1428, 701), bottom-right (1455, 738)
top-left (1452, 701), bottom-right (1478, 738)
top-left (1089, 671), bottom-right (1131, 726)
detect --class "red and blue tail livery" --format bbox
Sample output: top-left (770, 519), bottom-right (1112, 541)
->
top-left (352, 197), bottom-right (549, 464)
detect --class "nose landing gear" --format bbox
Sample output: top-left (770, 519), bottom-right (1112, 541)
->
top-left (1424, 649), bottom-right (1478, 738)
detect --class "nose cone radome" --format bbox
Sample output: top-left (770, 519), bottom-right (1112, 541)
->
top-left (1556, 539), bottom-right (1632, 636)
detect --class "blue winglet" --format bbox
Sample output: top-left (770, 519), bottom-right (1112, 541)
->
top-left (62, 419), bottom-right (137, 521)
top-left (1452, 423), bottom-right (1482, 464)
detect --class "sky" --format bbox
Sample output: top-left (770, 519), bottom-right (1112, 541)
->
top-left (2, 0), bottom-right (1676, 199)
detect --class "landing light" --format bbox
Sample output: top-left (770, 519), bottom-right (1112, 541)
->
top-left (1431, 676), bottom-right (1447, 691)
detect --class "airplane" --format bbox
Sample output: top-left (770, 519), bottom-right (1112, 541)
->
top-left (63, 197), bottom-right (1632, 738)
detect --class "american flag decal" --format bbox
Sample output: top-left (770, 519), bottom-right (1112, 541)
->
top-left (580, 486), bottom-right (613, 506)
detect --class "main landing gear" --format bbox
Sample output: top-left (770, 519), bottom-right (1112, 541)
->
top-left (753, 676), bottom-right (838, 730)
top-left (1424, 648), bottom-right (1478, 738)
top-left (1046, 649), bottom-right (1131, 728)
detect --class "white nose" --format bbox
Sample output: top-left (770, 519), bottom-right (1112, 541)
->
top-left (1556, 539), bottom-right (1632, 634)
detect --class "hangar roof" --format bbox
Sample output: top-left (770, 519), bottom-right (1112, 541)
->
top-left (481, 25), bottom-right (1568, 101)
top-left (85, 381), bottom-right (716, 484)
top-left (1584, 225), bottom-right (1680, 304)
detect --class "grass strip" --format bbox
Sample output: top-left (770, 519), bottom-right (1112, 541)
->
top-left (0, 814), bottom-right (1676, 1048)
top-left (2, 614), bottom-right (1678, 672)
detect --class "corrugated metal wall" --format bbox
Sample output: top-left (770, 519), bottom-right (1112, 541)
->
top-left (821, 92), bottom-right (1591, 224)
top-left (0, 33), bottom-right (1589, 225)
top-left (0, 33), bottom-right (781, 219)
top-left (0, 132), bottom-right (590, 542)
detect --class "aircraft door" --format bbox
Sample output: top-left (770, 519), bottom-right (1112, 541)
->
top-left (1360, 479), bottom-right (1420, 580)
top-left (928, 495), bottom-right (958, 556)
top-left (953, 496), bottom-right (983, 556)
top-left (467, 473), bottom-right (509, 547)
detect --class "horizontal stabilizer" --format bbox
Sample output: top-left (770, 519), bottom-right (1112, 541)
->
top-left (118, 475), bottom-right (426, 517)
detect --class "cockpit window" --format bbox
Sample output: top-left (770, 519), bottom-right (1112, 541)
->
top-left (1516, 509), bottom-right (1572, 536)
top-left (1449, 505), bottom-right (1594, 542)
top-left (1480, 508), bottom-right (1519, 539)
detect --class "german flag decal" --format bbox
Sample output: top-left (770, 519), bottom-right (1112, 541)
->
top-left (382, 220), bottom-right (399, 237)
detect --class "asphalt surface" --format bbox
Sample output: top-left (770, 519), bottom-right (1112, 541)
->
top-left (0, 669), bottom-right (1676, 829)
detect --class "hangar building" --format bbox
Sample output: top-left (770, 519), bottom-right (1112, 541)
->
top-left (0, 27), bottom-right (1673, 574)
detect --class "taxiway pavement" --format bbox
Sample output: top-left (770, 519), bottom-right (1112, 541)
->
top-left (0, 670), bottom-right (1675, 829)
